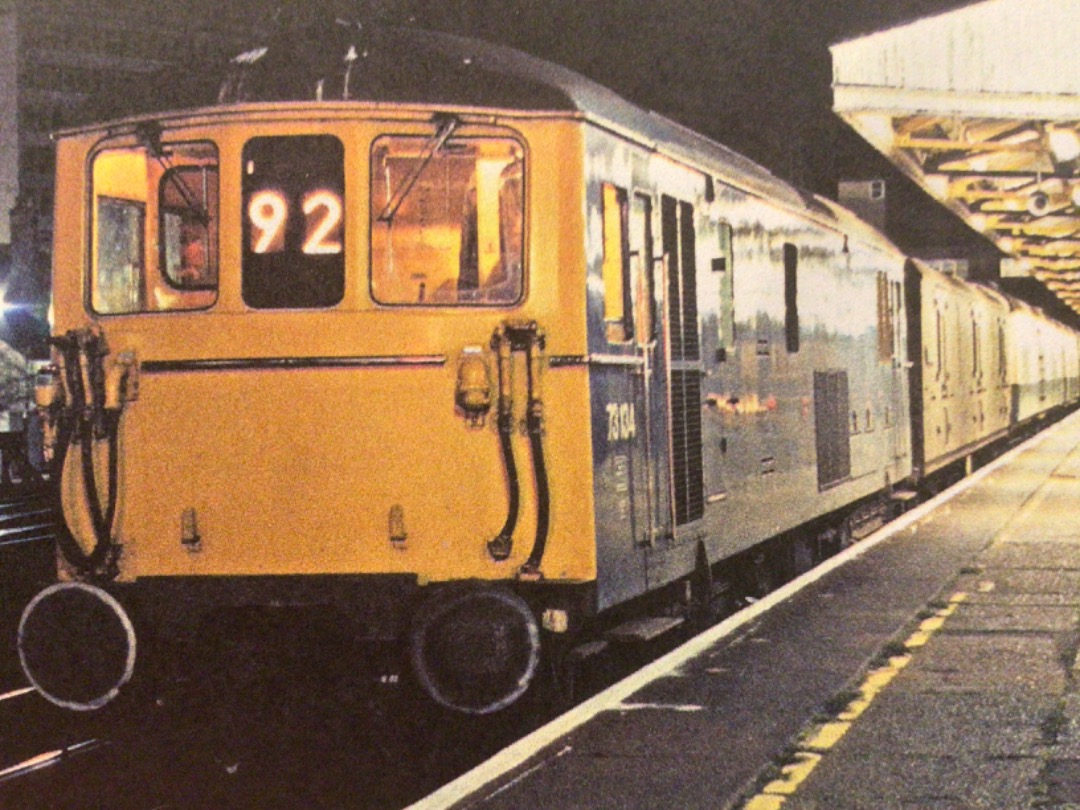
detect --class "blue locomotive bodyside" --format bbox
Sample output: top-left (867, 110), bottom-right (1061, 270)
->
top-left (580, 122), bottom-right (916, 611)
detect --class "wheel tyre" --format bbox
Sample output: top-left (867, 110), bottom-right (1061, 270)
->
top-left (18, 582), bottom-right (136, 711)
top-left (409, 584), bottom-right (540, 715)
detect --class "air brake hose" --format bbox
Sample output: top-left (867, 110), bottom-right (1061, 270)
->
top-left (50, 330), bottom-right (123, 578)
top-left (488, 327), bottom-right (519, 561)
top-left (49, 401), bottom-right (89, 574)
top-left (520, 327), bottom-right (550, 577)
top-left (485, 322), bottom-right (552, 574)
top-left (521, 415), bottom-right (550, 575)
top-left (77, 409), bottom-right (121, 557)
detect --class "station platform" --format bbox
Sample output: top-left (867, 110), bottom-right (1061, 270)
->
top-left (411, 408), bottom-right (1080, 810)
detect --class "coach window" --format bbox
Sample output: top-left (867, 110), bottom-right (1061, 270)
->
top-left (783, 243), bottom-right (799, 353)
top-left (242, 135), bottom-right (344, 309)
top-left (91, 140), bottom-right (219, 314)
top-left (998, 322), bottom-right (1007, 381)
top-left (371, 134), bottom-right (524, 305)
top-left (876, 272), bottom-right (892, 361)
top-left (714, 221), bottom-right (735, 359)
top-left (602, 183), bottom-right (632, 342)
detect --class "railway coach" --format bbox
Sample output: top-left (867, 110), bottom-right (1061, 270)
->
top-left (17, 23), bottom-right (1080, 716)
top-left (905, 260), bottom-right (1080, 483)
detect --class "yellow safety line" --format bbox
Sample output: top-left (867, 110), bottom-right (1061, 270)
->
top-left (739, 591), bottom-right (968, 809)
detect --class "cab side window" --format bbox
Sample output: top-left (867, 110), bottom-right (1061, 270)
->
top-left (160, 163), bottom-right (218, 291)
top-left (602, 183), bottom-right (631, 342)
top-left (370, 133), bottom-right (524, 306)
top-left (95, 197), bottom-right (145, 314)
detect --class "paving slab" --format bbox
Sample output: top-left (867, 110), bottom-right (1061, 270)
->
top-left (944, 603), bottom-right (1078, 633)
top-left (952, 569), bottom-right (1080, 599)
top-left (976, 541), bottom-right (1080, 569)
top-left (1054, 443), bottom-right (1080, 479)
top-left (1048, 694), bottom-right (1080, 757)
top-left (995, 477), bottom-right (1080, 544)
top-left (829, 690), bottom-right (1058, 757)
top-left (897, 633), bottom-right (1068, 694)
top-left (1044, 758), bottom-right (1080, 803)
top-left (784, 754), bottom-right (1044, 810)
top-left (470, 738), bottom-right (763, 810)
top-left (945, 591), bottom-right (1080, 607)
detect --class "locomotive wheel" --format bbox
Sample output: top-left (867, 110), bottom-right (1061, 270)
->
top-left (18, 582), bottom-right (136, 711)
top-left (409, 584), bottom-right (540, 715)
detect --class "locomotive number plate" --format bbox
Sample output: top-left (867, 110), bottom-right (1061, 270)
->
top-left (606, 402), bottom-right (637, 442)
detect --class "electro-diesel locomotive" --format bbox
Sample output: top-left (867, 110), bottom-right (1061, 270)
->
top-left (18, 24), bottom-right (1080, 715)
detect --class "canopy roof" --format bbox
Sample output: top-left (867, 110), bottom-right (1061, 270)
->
top-left (832, 0), bottom-right (1080, 313)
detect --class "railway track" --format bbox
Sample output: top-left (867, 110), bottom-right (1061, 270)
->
top-left (0, 482), bottom-right (533, 808)
top-left (0, 603), bottom-right (533, 809)
top-left (0, 598), bottom-right (713, 807)
top-left (0, 614), bottom-right (681, 805)
top-left (0, 485), bottom-right (57, 691)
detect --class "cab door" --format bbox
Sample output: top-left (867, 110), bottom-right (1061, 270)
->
top-left (628, 192), bottom-right (672, 550)
top-left (593, 183), bottom-right (671, 609)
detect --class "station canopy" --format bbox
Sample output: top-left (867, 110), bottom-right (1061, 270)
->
top-left (831, 0), bottom-right (1080, 314)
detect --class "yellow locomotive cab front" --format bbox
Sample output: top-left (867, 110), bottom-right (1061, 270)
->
top-left (24, 104), bottom-right (597, 715)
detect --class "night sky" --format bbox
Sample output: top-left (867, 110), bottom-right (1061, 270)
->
top-left (389, 0), bottom-right (1077, 320)
top-left (87, 0), bottom-right (982, 237)
top-left (403, 0), bottom-right (976, 196)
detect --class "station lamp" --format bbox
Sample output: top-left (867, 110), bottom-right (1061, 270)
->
top-left (1047, 125), bottom-right (1080, 164)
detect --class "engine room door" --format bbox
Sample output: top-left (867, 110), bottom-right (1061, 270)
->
top-left (660, 195), bottom-right (705, 530)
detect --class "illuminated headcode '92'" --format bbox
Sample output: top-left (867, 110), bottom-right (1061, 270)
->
top-left (241, 134), bottom-right (345, 309)
top-left (246, 189), bottom-right (343, 256)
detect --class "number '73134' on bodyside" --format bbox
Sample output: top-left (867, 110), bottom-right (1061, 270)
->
top-left (606, 402), bottom-right (637, 442)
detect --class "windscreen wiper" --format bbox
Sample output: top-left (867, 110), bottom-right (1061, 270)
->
top-left (377, 114), bottom-right (460, 224)
top-left (158, 161), bottom-right (212, 226)
top-left (137, 120), bottom-right (211, 225)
